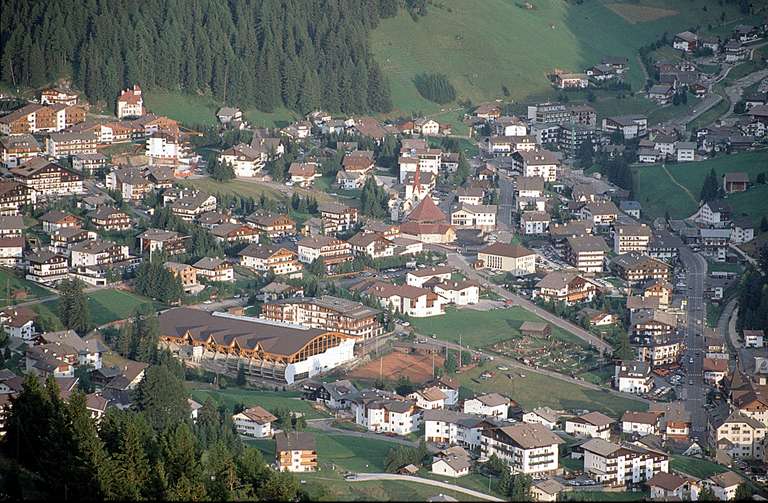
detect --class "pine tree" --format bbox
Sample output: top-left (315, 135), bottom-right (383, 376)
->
top-left (57, 278), bottom-right (90, 334)
top-left (700, 168), bottom-right (720, 202)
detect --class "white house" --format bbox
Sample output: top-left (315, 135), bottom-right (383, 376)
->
top-left (408, 386), bottom-right (447, 410)
top-left (743, 330), bottom-right (764, 348)
top-left (233, 406), bottom-right (278, 438)
top-left (352, 392), bottom-right (422, 436)
top-left (614, 361), bottom-right (653, 394)
top-left (621, 411), bottom-right (662, 436)
top-left (564, 412), bottom-right (615, 440)
top-left (431, 447), bottom-right (471, 478)
top-left (406, 266), bottom-right (453, 287)
top-left (433, 280), bottom-right (480, 306)
top-left (522, 407), bottom-right (561, 430)
top-left (423, 409), bottom-right (490, 450)
top-left (0, 307), bottom-right (36, 340)
top-left (463, 393), bottom-right (510, 419)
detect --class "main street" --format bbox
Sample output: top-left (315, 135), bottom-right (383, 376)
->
top-left (679, 246), bottom-right (708, 437)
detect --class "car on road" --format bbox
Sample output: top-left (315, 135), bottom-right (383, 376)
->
top-left (689, 357), bottom-right (694, 364)
top-left (401, 321), bottom-right (410, 327)
top-left (203, 300), bottom-right (212, 304)
top-left (497, 366), bottom-right (510, 371)
top-left (689, 379), bottom-right (694, 385)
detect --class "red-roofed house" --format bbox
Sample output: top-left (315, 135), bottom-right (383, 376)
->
top-left (116, 84), bottom-right (145, 119)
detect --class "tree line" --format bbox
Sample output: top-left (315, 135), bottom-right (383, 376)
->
top-left (0, 0), bottom-right (397, 114)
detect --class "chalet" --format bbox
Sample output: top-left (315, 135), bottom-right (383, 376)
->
top-left (0, 180), bottom-right (37, 215)
top-left (209, 223), bottom-right (259, 244)
top-left (553, 73), bottom-right (589, 89)
top-left (88, 206), bottom-right (132, 232)
top-left (614, 361), bottom-right (653, 394)
top-left (297, 235), bottom-right (352, 268)
top-left (218, 143), bottom-right (264, 177)
top-left (414, 118), bottom-right (440, 136)
top-left (50, 227), bottom-right (96, 255)
top-left (433, 280), bottom-right (480, 306)
top-left (692, 200), bottom-right (731, 227)
top-left (288, 162), bottom-right (320, 187)
top-left (408, 386), bottom-right (447, 410)
top-left (40, 210), bottom-right (81, 234)
top-left (40, 88), bottom-right (79, 106)
top-left (464, 393), bottom-right (512, 419)
top-left (10, 158), bottom-right (83, 196)
top-left (320, 202), bottom-right (359, 236)
top-left (621, 411), bottom-right (663, 437)
top-left (673, 31), bottom-right (698, 52)
top-left (0, 306), bottom-right (36, 340)
top-left (216, 107), bottom-right (243, 125)
top-left (46, 132), bottom-right (98, 158)
top-left (611, 253), bottom-right (670, 283)
top-left (233, 406), bottom-right (277, 438)
top-left (246, 212), bottom-right (296, 238)
top-left (648, 84), bottom-right (674, 104)
top-left (169, 191), bottom-right (217, 222)
top-left (713, 412), bottom-right (766, 461)
top-left (704, 471), bottom-right (743, 501)
top-left (238, 244), bottom-right (302, 276)
top-left (70, 239), bottom-right (130, 268)
top-left (0, 135), bottom-right (41, 168)
top-left (431, 447), bottom-right (471, 478)
top-left (725, 40), bottom-right (748, 62)
top-left (275, 432), bottom-right (317, 472)
top-left (0, 103), bottom-right (85, 135)
top-left (164, 262), bottom-right (198, 292)
top-left (138, 229), bottom-right (189, 258)
top-left (723, 172), bottom-right (749, 193)
top-left (406, 266), bottom-right (453, 288)
top-left (106, 167), bottom-right (152, 201)
top-left (473, 103), bottom-right (502, 120)
top-left (520, 321), bottom-right (551, 338)
top-left (456, 186), bottom-right (485, 205)
top-left (193, 257), bottom-right (234, 283)
top-left (580, 200), bottom-right (619, 227)
top-left (303, 379), bottom-right (359, 410)
top-left (614, 224), bottom-right (652, 255)
top-left (602, 115), bottom-right (647, 139)
top-left (25, 250), bottom-right (68, 284)
top-left (72, 153), bottom-right (107, 176)
top-left (564, 412), bottom-right (615, 440)
top-left (0, 237), bottom-right (23, 267)
top-left (534, 271), bottom-right (600, 304)
top-left (347, 232), bottom-right (395, 259)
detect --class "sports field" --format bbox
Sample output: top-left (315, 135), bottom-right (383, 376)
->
top-left (632, 151), bottom-right (768, 223)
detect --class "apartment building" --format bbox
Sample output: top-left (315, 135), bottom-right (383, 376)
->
top-left (613, 224), bottom-right (652, 254)
top-left (464, 393), bottom-right (512, 419)
top-left (611, 253), bottom-right (671, 283)
top-left (193, 257), bottom-right (234, 283)
top-left (233, 406), bottom-right (277, 438)
top-left (352, 392), bottom-right (422, 436)
top-left (566, 235), bottom-right (607, 273)
top-left (355, 281), bottom-right (445, 318)
top-left (46, 132), bottom-right (98, 158)
top-left (0, 180), bottom-right (35, 215)
top-left (521, 211), bottom-right (551, 235)
top-left (713, 411), bottom-right (766, 460)
top-left (10, 158), bottom-right (83, 196)
top-left (580, 438), bottom-right (669, 487)
top-left (70, 239), bottom-right (130, 267)
top-left (138, 229), bottom-right (189, 258)
top-left (614, 361), bottom-right (653, 395)
top-left (261, 295), bottom-right (383, 339)
top-left (481, 423), bottom-right (564, 476)
top-left (238, 244), bottom-right (302, 276)
top-left (347, 232), bottom-right (395, 259)
top-left (423, 409), bottom-right (492, 450)
top-left (88, 206), bottom-right (132, 232)
top-left (319, 203), bottom-right (359, 236)
top-left (297, 235), bottom-right (352, 266)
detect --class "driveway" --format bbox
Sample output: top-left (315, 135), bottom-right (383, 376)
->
top-left (349, 473), bottom-right (503, 502)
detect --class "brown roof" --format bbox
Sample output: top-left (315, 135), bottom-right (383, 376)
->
top-left (494, 423), bottom-right (564, 449)
top-left (418, 386), bottom-right (447, 402)
top-left (239, 406), bottom-right (278, 424)
top-left (405, 196), bottom-right (447, 224)
top-left (621, 411), bottom-right (662, 425)
top-left (288, 162), bottom-right (316, 178)
top-left (408, 266), bottom-right (453, 278)
top-left (704, 358), bottom-right (728, 373)
top-left (479, 242), bottom-right (535, 259)
top-left (158, 307), bottom-right (338, 357)
top-left (275, 431), bottom-right (316, 452)
top-left (648, 472), bottom-right (687, 491)
top-left (709, 471), bottom-right (742, 489)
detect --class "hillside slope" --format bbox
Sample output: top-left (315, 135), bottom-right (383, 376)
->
top-left (371, 0), bottom-right (748, 114)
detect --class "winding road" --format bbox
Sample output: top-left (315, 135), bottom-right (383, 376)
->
top-left (349, 473), bottom-right (504, 502)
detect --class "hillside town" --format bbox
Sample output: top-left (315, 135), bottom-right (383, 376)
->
top-left (2, 5), bottom-right (768, 503)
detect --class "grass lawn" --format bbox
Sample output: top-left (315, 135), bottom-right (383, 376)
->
top-left (562, 491), bottom-right (649, 501)
top-left (457, 365), bottom-right (647, 417)
top-left (180, 178), bottom-right (286, 203)
top-left (144, 90), bottom-right (220, 127)
top-left (632, 151), bottom-right (768, 223)
top-left (314, 434), bottom-right (394, 472)
top-left (0, 267), bottom-right (54, 307)
top-left (411, 306), bottom-right (586, 348)
top-left (370, 0), bottom-right (745, 113)
top-left (42, 288), bottom-right (155, 326)
top-left (707, 260), bottom-right (742, 274)
top-left (189, 388), bottom-right (329, 419)
top-left (670, 455), bottom-right (727, 478)
top-left (301, 473), bottom-right (485, 502)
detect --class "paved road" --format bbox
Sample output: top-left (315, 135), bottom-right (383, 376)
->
top-left (446, 252), bottom-right (612, 354)
top-left (497, 172), bottom-right (515, 230)
top-left (350, 473), bottom-right (503, 502)
top-left (679, 246), bottom-right (708, 437)
top-left (721, 68), bottom-right (768, 121)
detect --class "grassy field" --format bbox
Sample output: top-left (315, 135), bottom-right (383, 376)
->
top-left (670, 455), bottom-right (727, 478)
top-left (632, 151), bottom-right (768, 223)
top-left (42, 288), bottom-right (156, 326)
top-left (457, 365), bottom-right (647, 417)
top-left (189, 388), bottom-right (329, 419)
top-left (144, 90), bottom-right (298, 128)
top-left (302, 473), bottom-right (484, 502)
top-left (0, 268), bottom-right (53, 307)
top-left (562, 491), bottom-right (649, 502)
top-left (411, 306), bottom-right (586, 348)
top-left (180, 178), bottom-right (286, 202)
top-left (371, 0), bottom-right (744, 114)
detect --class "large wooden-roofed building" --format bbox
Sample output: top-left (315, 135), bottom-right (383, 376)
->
top-left (158, 308), bottom-right (356, 384)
